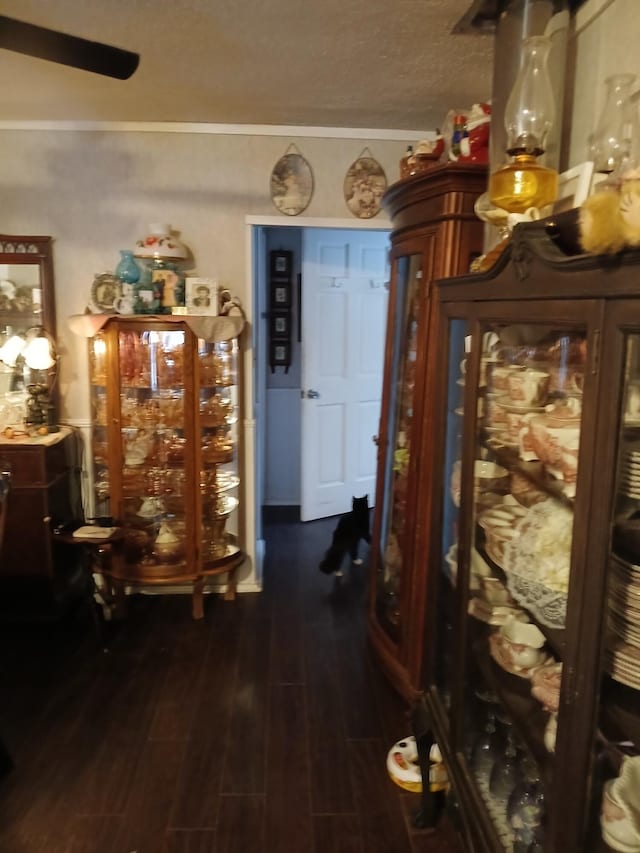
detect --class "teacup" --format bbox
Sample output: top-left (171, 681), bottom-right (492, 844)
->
top-left (114, 295), bottom-right (135, 315)
top-left (490, 364), bottom-right (522, 394)
top-left (507, 368), bottom-right (550, 407)
top-left (500, 616), bottom-right (547, 670)
top-left (601, 775), bottom-right (640, 853)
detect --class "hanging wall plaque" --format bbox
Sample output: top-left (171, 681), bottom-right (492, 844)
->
top-left (270, 144), bottom-right (314, 216)
top-left (344, 148), bottom-right (387, 219)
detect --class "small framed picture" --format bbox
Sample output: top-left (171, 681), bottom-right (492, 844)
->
top-left (552, 162), bottom-right (595, 214)
top-left (270, 250), bottom-right (292, 280)
top-left (270, 281), bottom-right (291, 309)
top-left (186, 277), bottom-right (219, 316)
top-left (270, 311), bottom-right (290, 339)
top-left (270, 340), bottom-right (291, 370)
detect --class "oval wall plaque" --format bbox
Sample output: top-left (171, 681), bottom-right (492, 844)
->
top-left (344, 151), bottom-right (387, 219)
top-left (270, 151), bottom-right (314, 216)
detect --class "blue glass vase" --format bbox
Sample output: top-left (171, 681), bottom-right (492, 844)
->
top-left (115, 250), bottom-right (140, 284)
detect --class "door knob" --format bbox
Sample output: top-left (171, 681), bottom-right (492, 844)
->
top-left (306, 389), bottom-right (320, 399)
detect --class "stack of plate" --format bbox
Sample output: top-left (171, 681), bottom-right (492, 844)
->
top-left (605, 553), bottom-right (640, 688)
top-left (619, 443), bottom-right (640, 499)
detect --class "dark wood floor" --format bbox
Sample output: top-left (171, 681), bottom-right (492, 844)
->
top-left (0, 517), bottom-right (462, 852)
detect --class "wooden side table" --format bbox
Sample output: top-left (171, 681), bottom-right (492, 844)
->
top-left (51, 526), bottom-right (128, 646)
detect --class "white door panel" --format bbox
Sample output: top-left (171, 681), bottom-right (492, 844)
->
top-left (301, 228), bottom-right (389, 521)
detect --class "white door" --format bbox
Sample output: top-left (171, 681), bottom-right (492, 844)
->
top-left (301, 228), bottom-right (389, 521)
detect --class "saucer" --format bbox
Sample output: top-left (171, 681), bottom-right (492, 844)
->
top-left (497, 397), bottom-right (546, 414)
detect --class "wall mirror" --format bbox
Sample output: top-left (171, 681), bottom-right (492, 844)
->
top-left (0, 235), bottom-right (56, 425)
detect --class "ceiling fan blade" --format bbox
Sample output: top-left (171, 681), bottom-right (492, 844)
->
top-left (0, 15), bottom-right (139, 80)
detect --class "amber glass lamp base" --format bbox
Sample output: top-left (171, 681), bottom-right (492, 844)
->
top-left (489, 153), bottom-right (558, 214)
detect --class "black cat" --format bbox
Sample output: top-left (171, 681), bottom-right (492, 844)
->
top-left (319, 495), bottom-right (371, 576)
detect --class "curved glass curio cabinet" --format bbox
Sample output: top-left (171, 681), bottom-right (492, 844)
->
top-left (87, 315), bottom-right (244, 618)
top-left (368, 163), bottom-right (487, 701)
top-left (414, 216), bottom-right (640, 851)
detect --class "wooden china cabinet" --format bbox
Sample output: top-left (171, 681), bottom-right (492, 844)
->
top-left (413, 215), bottom-right (640, 851)
top-left (0, 236), bottom-right (84, 619)
top-left (368, 163), bottom-right (487, 702)
top-left (82, 314), bottom-right (245, 619)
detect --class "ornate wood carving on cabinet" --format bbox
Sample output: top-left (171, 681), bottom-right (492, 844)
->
top-left (368, 163), bottom-right (487, 702)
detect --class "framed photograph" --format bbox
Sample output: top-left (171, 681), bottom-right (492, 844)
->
top-left (270, 281), bottom-right (291, 309)
top-left (270, 340), bottom-right (291, 371)
top-left (552, 162), bottom-right (595, 214)
top-left (186, 276), bottom-right (219, 316)
top-left (270, 311), bottom-right (290, 339)
top-left (270, 250), bottom-right (292, 280)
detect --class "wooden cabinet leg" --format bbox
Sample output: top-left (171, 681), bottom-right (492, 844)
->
top-left (192, 577), bottom-right (205, 619)
top-left (224, 567), bottom-right (237, 601)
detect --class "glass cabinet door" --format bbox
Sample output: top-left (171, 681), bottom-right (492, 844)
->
top-left (453, 321), bottom-right (588, 850)
top-left (197, 337), bottom-right (241, 567)
top-left (589, 328), bottom-right (640, 852)
top-left (89, 329), bottom-right (109, 517)
top-left (375, 254), bottom-right (422, 639)
top-left (90, 324), bottom-right (192, 578)
top-left (433, 318), bottom-right (469, 714)
top-left (119, 326), bottom-right (189, 575)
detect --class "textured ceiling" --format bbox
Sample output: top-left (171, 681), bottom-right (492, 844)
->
top-left (0, 0), bottom-right (494, 132)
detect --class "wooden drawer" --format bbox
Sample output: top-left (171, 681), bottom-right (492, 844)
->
top-left (0, 437), bottom-right (69, 487)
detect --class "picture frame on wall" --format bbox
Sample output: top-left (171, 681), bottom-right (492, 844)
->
top-left (270, 281), bottom-right (291, 309)
top-left (270, 340), bottom-right (291, 371)
top-left (270, 250), bottom-right (293, 280)
top-left (270, 311), bottom-right (290, 339)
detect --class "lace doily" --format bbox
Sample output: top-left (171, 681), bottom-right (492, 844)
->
top-left (504, 500), bottom-right (573, 629)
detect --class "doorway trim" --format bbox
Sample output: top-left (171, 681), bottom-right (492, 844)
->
top-left (244, 214), bottom-right (391, 589)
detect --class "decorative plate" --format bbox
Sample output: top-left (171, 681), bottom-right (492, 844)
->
top-left (90, 273), bottom-right (121, 313)
top-left (270, 148), bottom-right (314, 216)
top-left (343, 149), bottom-right (387, 219)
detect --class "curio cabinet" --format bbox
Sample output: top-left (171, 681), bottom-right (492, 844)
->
top-left (414, 216), bottom-right (640, 851)
top-left (368, 163), bottom-right (487, 701)
top-left (84, 314), bottom-right (244, 619)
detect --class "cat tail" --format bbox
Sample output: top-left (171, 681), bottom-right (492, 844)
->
top-left (319, 544), bottom-right (344, 575)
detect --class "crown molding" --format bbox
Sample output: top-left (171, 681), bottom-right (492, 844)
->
top-left (0, 120), bottom-right (431, 141)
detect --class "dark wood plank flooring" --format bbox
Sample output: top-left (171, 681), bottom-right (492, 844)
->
top-left (0, 517), bottom-right (462, 852)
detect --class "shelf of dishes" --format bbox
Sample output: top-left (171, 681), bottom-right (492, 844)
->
top-left (93, 428), bottom-right (236, 469)
top-left (90, 341), bottom-right (236, 389)
top-left (90, 391), bottom-right (237, 431)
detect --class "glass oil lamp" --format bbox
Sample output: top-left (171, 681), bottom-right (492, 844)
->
top-left (489, 35), bottom-right (558, 216)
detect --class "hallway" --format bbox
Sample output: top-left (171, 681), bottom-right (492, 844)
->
top-left (0, 517), bottom-right (460, 852)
